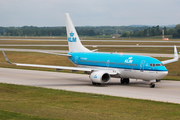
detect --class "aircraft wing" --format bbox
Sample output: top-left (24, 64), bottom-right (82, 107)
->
top-left (161, 46), bottom-right (179, 65)
top-left (2, 51), bottom-right (118, 75)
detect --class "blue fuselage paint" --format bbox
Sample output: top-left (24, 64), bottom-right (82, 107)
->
top-left (67, 52), bottom-right (167, 72)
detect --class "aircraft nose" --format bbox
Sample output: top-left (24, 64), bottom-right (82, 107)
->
top-left (163, 71), bottom-right (168, 76)
top-left (158, 71), bottom-right (168, 79)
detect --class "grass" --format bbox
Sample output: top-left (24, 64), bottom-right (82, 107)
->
top-left (98, 47), bottom-right (176, 54)
top-left (0, 110), bottom-right (57, 120)
top-left (0, 83), bottom-right (180, 120)
top-left (0, 46), bottom-right (178, 54)
top-left (1, 40), bottom-right (180, 46)
top-left (0, 51), bottom-right (75, 72)
top-left (0, 52), bottom-right (179, 80)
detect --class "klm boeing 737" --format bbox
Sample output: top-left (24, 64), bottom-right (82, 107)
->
top-left (2, 13), bottom-right (179, 88)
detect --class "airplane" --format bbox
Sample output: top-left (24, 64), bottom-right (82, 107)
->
top-left (2, 13), bottom-right (179, 88)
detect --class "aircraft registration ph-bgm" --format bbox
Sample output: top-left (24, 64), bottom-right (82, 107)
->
top-left (2, 13), bottom-right (179, 88)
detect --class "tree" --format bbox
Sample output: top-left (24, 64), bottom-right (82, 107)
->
top-left (172, 24), bottom-right (180, 38)
top-left (156, 25), bottom-right (160, 35)
top-left (177, 29), bottom-right (180, 34)
top-left (3, 32), bottom-right (7, 36)
top-left (174, 24), bottom-right (180, 31)
top-left (121, 32), bottom-right (130, 37)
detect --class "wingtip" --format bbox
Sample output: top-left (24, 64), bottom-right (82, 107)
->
top-left (174, 45), bottom-right (179, 61)
top-left (2, 51), bottom-right (14, 64)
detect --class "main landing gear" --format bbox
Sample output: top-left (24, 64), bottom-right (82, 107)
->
top-left (92, 82), bottom-right (101, 85)
top-left (121, 78), bottom-right (129, 84)
top-left (150, 82), bottom-right (155, 88)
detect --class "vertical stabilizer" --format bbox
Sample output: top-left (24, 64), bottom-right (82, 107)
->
top-left (65, 13), bottom-right (91, 52)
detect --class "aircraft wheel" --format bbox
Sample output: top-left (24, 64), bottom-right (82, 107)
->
top-left (92, 82), bottom-right (97, 85)
top-left (150, 83), bottom-right (155, 88)
top-left (121, 78), bottom-right (125, 84)
top-left (125, 78), bottom-right (130, 84)
top-left (121, 78), bottom-right (129, 84)
top-left (92, 82), bottom-right (101, 85)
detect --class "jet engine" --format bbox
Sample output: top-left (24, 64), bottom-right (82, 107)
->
top-left (90, 71), bottom-right (111, 83)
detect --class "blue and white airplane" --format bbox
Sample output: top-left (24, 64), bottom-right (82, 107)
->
top-left (2, 13), bottom-right (179, 88)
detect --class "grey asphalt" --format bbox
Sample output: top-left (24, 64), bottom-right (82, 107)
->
top-left (0, 44), bottom-right (180, 48)
top-left (0, 68), bottom-right (180, 104)
top-left (1, 38), bottom-right (180, 43)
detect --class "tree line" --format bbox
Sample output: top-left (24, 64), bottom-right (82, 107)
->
top-left (121, 24), bottom-right (180, 38)
top-left (0, 24), bottom-right (179, 38)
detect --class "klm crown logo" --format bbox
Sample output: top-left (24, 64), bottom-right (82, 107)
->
top-left (94, 75), bottom-right (97, 78)
top-left (70, 32), bottom-right (74, 37)
top-left (68, 31), bottom-right (76, 42)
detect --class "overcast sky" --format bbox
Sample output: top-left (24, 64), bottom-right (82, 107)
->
top-left (0, 0), bottom-right (180, 27)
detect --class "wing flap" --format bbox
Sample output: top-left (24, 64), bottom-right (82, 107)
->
top-left (16, 63), bottom-right (92, 72)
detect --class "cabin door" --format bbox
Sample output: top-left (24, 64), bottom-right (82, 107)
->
top-left (106, 60), bottom-right (110, 67)
top-left (75, 56), bottom-right (78, 64)
top-left (140, 60), bottom-right (146, 72)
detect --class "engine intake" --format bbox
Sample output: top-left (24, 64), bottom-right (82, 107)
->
top-left (90, 71), bottom-right (110, 83)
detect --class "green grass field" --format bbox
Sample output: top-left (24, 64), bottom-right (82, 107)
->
top-left (0, 83), bottom-right (180, 120)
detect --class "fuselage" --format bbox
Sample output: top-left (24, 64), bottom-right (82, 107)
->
top-left (68, 52), bottom-right (168, 80)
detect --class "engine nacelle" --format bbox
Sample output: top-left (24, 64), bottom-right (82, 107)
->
top-left (90, 71), bottom-right (111, 83)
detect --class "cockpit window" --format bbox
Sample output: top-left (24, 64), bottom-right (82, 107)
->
top-left (150, 63), bottom-right (164, 67)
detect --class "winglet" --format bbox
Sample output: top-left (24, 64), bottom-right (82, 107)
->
top-left (174, 45), bottom-right (178, 59)
top-left (161, 46), bottom-right (179, 64)
top-left (2, 51), bottom-right (15, 64)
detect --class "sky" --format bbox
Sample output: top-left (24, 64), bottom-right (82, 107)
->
top-left (0, 0), bottom-right (180, 27)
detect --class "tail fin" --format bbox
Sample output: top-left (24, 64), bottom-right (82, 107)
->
top-left (65, 13), bottom-right (91, 53)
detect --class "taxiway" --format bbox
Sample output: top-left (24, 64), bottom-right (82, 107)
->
top-left (0, 68), bottom-right (180, 104)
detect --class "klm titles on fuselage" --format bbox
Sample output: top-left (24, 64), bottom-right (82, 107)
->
top-left (68, 32), bottom-right (76, 42)
top-left (125, 57), bottom-right (133, 63)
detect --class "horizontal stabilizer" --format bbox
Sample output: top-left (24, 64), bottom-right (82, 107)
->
top-left (91, 49), bottom-right (98, 52)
